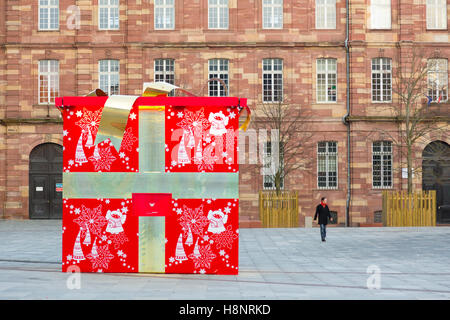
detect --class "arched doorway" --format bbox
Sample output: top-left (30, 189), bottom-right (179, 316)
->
top-left (29, 143), bottom-right (63, 219)
top-left (422, 141), bottom-right (450, 224)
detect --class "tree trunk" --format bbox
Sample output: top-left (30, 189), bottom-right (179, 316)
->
top-left (407, 144), bottom-right (413, 193)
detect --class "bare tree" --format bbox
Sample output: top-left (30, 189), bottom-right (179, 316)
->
top-left (254, 100), bottom-right (314, 194)
top-left (372, 47), bottom-right (449, 193)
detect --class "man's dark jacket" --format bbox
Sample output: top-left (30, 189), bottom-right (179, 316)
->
top-left (314, 204), bottom-right (331, 225)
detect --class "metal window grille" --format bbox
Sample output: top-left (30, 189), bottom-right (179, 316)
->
top-left (372, 141), bottom-right (393, 188)
top-left (262, 141), bottom-right (284, 190)
top-left (262, 58), bottom-right (283, 102)
top-left (317, 141), bottom-right (338, 189)
top-left (371, 57), bottom-right (392, 102)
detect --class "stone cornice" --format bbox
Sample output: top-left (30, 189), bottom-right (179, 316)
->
top-left (0, 41), bottom-right (347, 49)
top-left (0, 118), bottom-right (63, 126)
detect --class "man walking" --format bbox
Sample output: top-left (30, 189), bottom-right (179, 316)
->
top-left (314, 197), bottom-right (331, 242)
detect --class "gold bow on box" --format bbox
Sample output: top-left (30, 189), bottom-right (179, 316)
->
top-left (94, 82), bottom-right (178, 151)
top-left (91, 81), bottom-right (251, 152)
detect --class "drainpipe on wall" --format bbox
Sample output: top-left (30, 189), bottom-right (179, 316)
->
top-left (343, 0), bottom-right (351, 227)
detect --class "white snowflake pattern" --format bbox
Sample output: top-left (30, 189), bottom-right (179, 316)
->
top-left (177, 112), bottom-right (184, 118)
top-left (219, 250), bottom-right (226, 256)
top-left (88, 145), bottom-right (117, 171)
top-left (229, 111), bottom-right (236, 119)
top-left (76, 110), bottom-right (83, 117)
top-left (224, 207), bottom-right (231, 214)
top-left (120, 127), bottom-right (138, 152)
top-left (129, 112), bottom-right (137, 120)
top-left (63, 130), bottom-right (69, 136)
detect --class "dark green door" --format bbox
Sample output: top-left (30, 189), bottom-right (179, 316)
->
top-left (29, 143), bottom-right (63, 219)
top-left (422, 141), bottom-right (450, 224)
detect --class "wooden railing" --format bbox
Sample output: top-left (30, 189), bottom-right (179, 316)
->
top-left (259, 191), bottom-right (299, 228)
top-left (382, 190), bottom-right (436, 227)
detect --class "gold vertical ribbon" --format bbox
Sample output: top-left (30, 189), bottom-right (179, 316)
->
top-left (94, 95), bottom-right (139, 151)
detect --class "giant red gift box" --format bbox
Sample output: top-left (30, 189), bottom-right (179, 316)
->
top-left (56, 95), bottom-right (247, 274)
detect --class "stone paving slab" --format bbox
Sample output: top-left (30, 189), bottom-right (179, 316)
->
top-left (0, 220), bottom-right (450, 299)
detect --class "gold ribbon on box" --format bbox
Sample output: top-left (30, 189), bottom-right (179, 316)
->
top-left (91, 81), bottom-right (250, 151)
top-left (93, 82), bottom-right (177, 151)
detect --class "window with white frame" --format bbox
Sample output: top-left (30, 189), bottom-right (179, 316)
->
top-left (154, 0), bottom-right (175, 30)
top-left (426, 0), bottom-right (447, 30)
top-left (154, 59), bottom-right (175, 96)
top-left (263, 0), bottom-right (283, 29)
top-left (208, 0), bottom-right (229, 29)
top-left (262, 141), bottom-right (284, 190)
top-left (372, 58), bottom-right (392, 102)
top-left (428, 59), bottom-right (448, 103)
top-left (38, 0), bottom-right (59, 30)
top-left (208, 59), bottom-right (229, 97)
top-left (99, 0), bottom-right (119, 30)
top-left (38, 60), bottom-right (59, 104)
top-left (372, 141), bottom-right (392, 188)
top-left (370, 0), bottom-right (391, 29)
top-left (99, 60), bottom-right (120, 95)
top-left (316, 0), bottom-right (336, 29)
top-left (317, 141), bottom-right (337, 189)
top-left (316, 58), bottom-right (337, 102)
top-left (263, 58), bottom-right (283, 102)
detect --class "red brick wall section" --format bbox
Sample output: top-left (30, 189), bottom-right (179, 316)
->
top-left (0, 0), bottom-right (448, 222)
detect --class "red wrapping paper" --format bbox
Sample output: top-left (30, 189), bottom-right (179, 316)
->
top-left (165, 198), bottom-right (239, 274)
top-left (62, 198), bottom-right (138, 273)
top-left (62, 104), bottom-right (139, 173)
top-left (165, 106), bottom-right (239, 173)
top-left (60, 96), bottom-right (243, 274)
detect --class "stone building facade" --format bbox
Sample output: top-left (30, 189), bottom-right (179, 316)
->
top-left (0, 0), bottom-right (448, 226)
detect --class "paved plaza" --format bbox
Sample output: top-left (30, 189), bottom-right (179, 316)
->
top-left (0, 220), bottom-right (449, 299)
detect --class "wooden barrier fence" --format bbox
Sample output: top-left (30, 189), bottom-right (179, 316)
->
top-left (259, 191), bottom-right (299, 228)
top-left (382, 190), bottom-right (436, 227)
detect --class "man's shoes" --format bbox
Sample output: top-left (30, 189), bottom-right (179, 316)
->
top-left (321, 239), bottom-right (325, 242)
